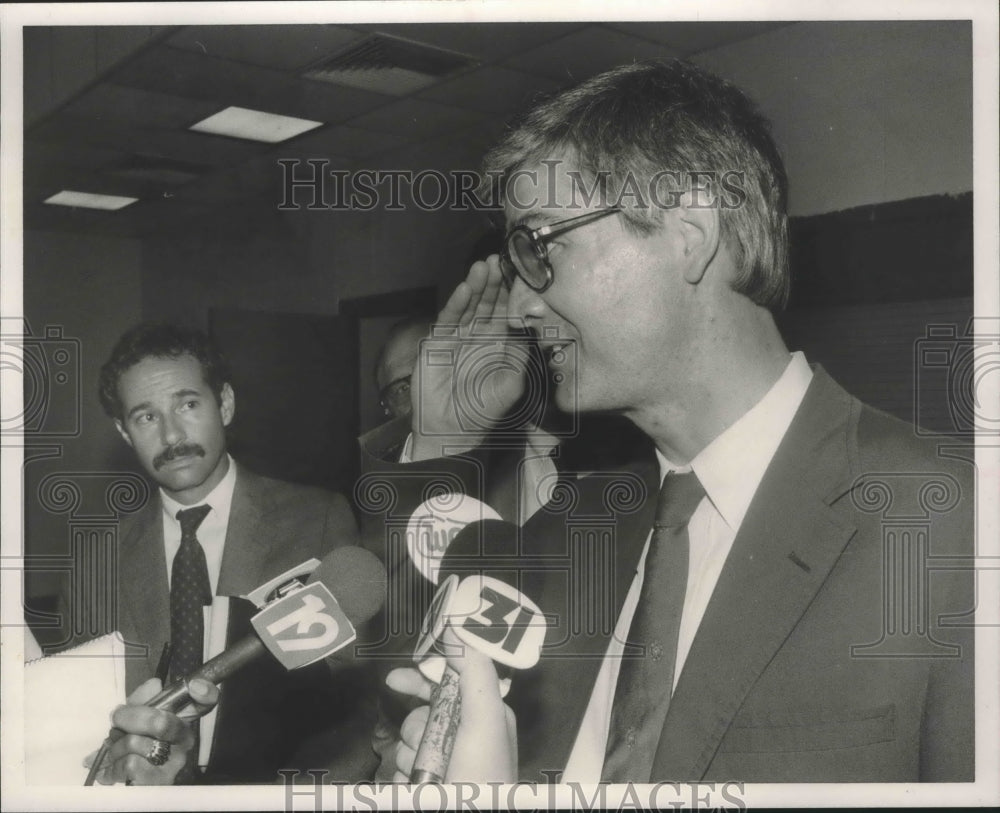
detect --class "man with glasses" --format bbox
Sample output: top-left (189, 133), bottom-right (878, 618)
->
top-left (357, 316), bottom-right (432, 468)
top-left (375, 316), bottom-right (429, 422)
top-left (372, 59), bottom-right (973, 783)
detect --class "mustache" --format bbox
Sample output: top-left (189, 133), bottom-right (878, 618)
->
top-left (153, 442), bottom-right (206, 470)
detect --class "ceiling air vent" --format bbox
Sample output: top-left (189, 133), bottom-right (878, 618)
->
top-left (302, 33), bottom-right (477, 96)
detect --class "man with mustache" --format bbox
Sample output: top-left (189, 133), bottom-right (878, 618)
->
top-left (66, 322), bottom-right (369, 785)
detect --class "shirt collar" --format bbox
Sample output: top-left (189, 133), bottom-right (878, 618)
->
top-left (525, 423), bottom-right (560, 457)
top-left (655, 352), bottom-right (813, 531)
top-left (160, 454), bottom-right (238, 525)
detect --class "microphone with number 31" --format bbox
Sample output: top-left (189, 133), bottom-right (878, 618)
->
top-left (84, 545), bottom-right (386, 785)
top-left (409, 519), bottom-right (547, 783)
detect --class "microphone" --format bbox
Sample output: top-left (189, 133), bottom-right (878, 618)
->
top-left (144, 546), bottom-right (386, 712)
top-left (409, 519), bottom-right (546, 783)
top-left (404, 492), bottom-right (502, 585)
top-left (85, 545), bottom-right (386, 784)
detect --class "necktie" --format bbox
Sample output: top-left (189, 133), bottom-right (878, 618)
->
top-left (602, 471), bottom-right (705, 782)
top-left (170, 504), bottom-right (213, 682)
top-left (170, 504), bottom-right (213, 780)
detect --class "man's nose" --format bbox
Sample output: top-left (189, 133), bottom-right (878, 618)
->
top-left (506, 276), bottom-right (547, 332)
top-left (160, 413), bottom-right (185, 446)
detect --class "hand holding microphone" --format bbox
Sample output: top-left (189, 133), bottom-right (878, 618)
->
top-left (83, 677), bottom-right (219, 785)
top-left (388, 519), bottom-right (546, 783)
top-left (84, 545), bottom-right (386, 785)
top-left (388, 626), bottom-right (517, 784)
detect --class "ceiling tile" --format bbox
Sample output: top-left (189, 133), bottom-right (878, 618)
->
top-left (417, 65), bottom-right (561, 115)
top-left (607, 22), bottom-right (794, 55)
top-left (23, 141), bottom-right (125, 173)
top-left (503, 25), bottom-right (680, 83)
top-left (285, 125), bottom-right (410, 160)
top-left (107, 155), bottom-right (204, 187)
top-left (169, 162), bottom-right (274, 204)
top-left (21, 21), bottom-right (798, 242)
top-left (353, 22), bottom-right (585, 62)
top-left (348, 98), bottom-right (488, 140)
top-left (95, 27), bottom-right (167, 73)
top-left (59, 83), bottom-right (221, 131)
top-left (31, 113), bottom-right (265, 168)
top-left (292, 80), bottom-right (396, 127)
top-left (168, 24), bottom-right (367, 72)
top-left (112, 44), bottom-right (392, 125)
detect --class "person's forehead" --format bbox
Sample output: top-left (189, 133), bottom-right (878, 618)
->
top-left (118, 354), bottom-right (207, 400)
top-left (384, 328), bottom-right (423, 364)
top-left (503, 154), bottom-right (596, 227)
top-left (378, 329), bottom-right (423, 384)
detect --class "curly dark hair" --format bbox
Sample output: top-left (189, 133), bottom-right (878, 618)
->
top-left (98, 322), bottom-right (231, 420)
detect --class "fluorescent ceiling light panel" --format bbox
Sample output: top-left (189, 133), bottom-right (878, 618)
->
top-left (190, 106), bottom-right (323, 143)
top-left (44, 190), bottom-right (138, 210)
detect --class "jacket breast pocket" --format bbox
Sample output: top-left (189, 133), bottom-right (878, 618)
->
top-left (719, 704), bottom-right (896, 753)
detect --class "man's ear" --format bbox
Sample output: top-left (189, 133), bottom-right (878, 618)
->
top-left (673, 189), bottom-right (721, 285)
top-left (114, 419), bottom-right (134, 448)
top-left (219, 383), bottom-right (235, 427)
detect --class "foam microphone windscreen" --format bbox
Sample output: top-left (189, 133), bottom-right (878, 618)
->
top-left (437, 518), bottom-right (544, 602)
top-left (308, 545), bottom-right (387, 625)
top-left (430, 519), bottom-right (548, 671)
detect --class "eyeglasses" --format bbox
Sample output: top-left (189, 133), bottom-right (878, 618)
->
top-left (499, 207), bottom-right (622, 293)
top-left (378, 375), bottom-right (411, 415)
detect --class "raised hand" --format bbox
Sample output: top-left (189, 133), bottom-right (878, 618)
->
top-left (409, 256), bottom-right (531, 461)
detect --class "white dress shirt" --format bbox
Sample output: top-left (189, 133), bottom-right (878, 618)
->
top-left (562, 352), bottom-right (813, 781)
top-left (159, 454), bottom-right (237, 769)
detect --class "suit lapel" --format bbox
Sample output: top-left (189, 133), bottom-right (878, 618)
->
top-left (118, 497), bottom-right (170, 690)
top-left (217, 466), bottom-right (270, 598)
top-left (651, 368), bottom-right (861, 778)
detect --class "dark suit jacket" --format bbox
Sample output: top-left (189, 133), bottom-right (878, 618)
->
top-left (359, 368), bottom-right (975, 782)
top-left (66, 463), bottom-right (375, 783)
top-left (357, 410), bottom-right (651, 779)
top-left (357, 414), bottom-right (539, 523)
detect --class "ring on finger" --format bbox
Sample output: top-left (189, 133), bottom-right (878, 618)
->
top-left (144, 739), bottom-right (171, 767)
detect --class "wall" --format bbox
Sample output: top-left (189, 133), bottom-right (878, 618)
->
top-left (21, 229), bottom-right (144, 607)
top-left (777, 297), bottom-right (974, 431)
top-left (693, 21), bottom-right (972, 215)
top-left (694, 21), bottom-right (974, 433)
top-left (140, 118), bottom-right (504, 322)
